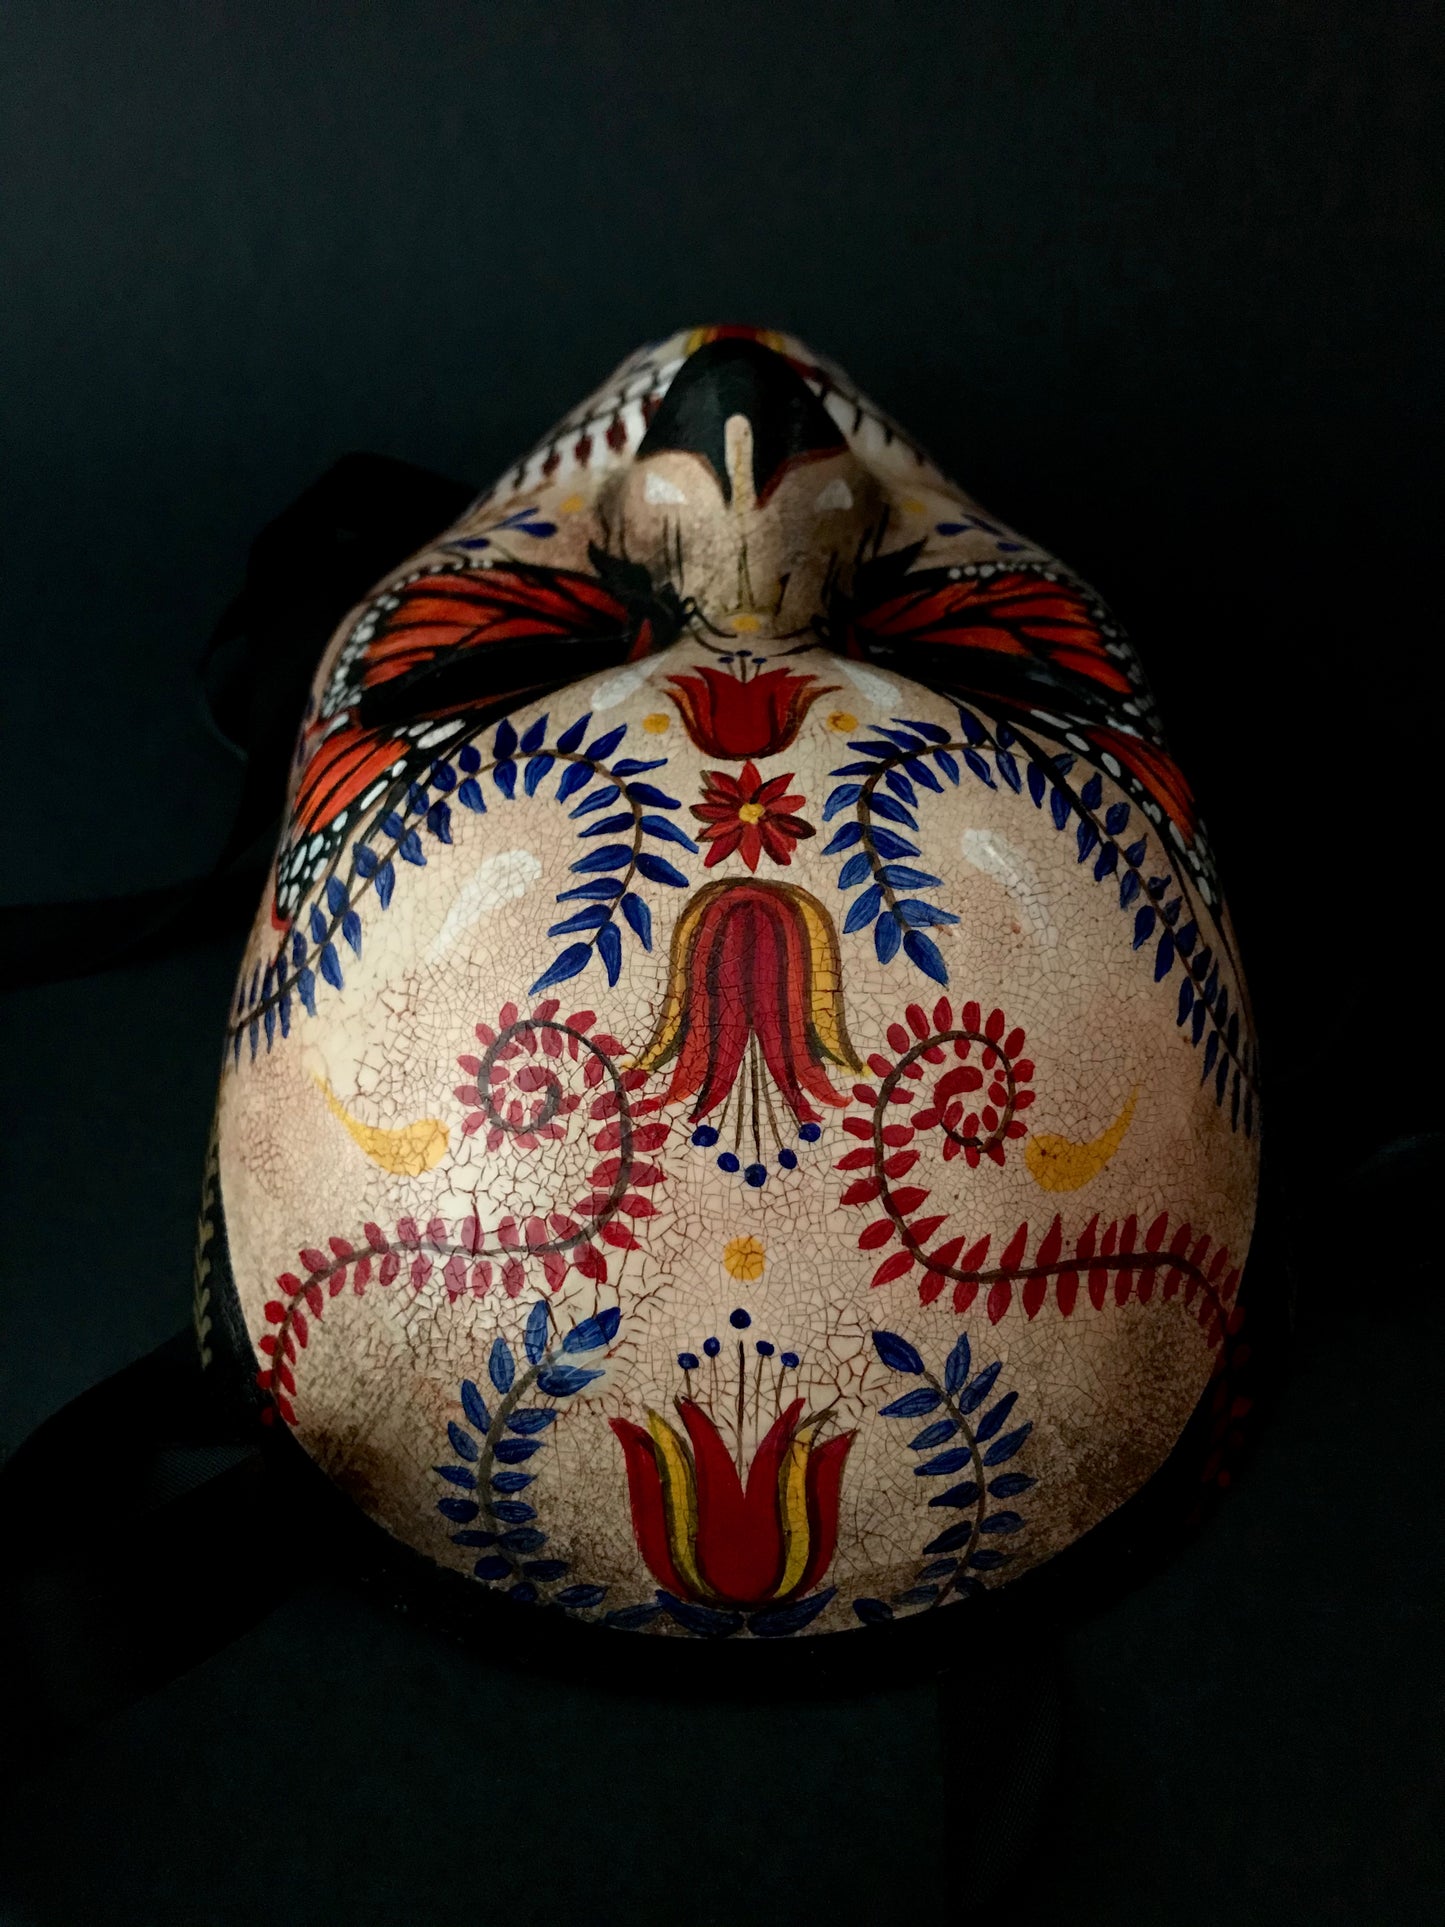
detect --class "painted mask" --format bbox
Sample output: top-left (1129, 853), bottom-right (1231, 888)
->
top-left (203, 326), bottom-right (1259, 1638)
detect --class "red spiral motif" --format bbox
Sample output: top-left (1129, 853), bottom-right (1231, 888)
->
top-left (837, 996), bottom-right (1241, 1346)
top-left (252, 996), bottom-right (668, 1427)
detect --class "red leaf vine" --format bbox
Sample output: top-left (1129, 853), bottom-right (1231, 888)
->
top-left (255, 998), bottom-right (664, 1424)
top-left (838, 995), bottom-right (1242, 1350)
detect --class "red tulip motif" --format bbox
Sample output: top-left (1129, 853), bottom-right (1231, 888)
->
top-left (611, 1396), bottom-right (853, 1608)
top-left (664, 664), bottom-right (835, 759)
top-left (633, 880), bottom-right (860, 1128)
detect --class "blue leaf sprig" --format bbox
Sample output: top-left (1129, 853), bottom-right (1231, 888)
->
top-left (523, 709), bottom-right (696, 996)
top-left (434, 1298), bottom-right (618, 1612)
top-left (646, 1586), bottom-right (837, 1641)
top-left (852, 1329), bottom-right (1034, 1625)
top-left (231, 707), bottom-right (695, 1063)
top-left (822, 708), bottom-right (1256, 1133)
top-left (441, 503), bottom-right (560, 551)
top-left (822, 718), bottom-right (962, 985)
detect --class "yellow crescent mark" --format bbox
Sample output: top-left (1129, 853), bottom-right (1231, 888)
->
top-left (314, 1077), bottom-right (450, 1177)
top-left (630, 887), bottom-right (711, 1072)
top-left (685, 325), bottom-right (788, 357)
top-left (1025, 1086), bottom-right (1138, 1193)
top-left (790, 887), bottom-right (863, 1070)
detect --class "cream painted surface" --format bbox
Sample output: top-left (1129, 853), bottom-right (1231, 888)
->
top-left (213, 325), bottom-right (1259, 1636)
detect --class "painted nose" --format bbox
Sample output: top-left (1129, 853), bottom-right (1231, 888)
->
top-left (637, 336), bottom-right (847, 506)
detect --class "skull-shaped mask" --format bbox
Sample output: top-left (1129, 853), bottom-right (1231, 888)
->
top-left (205, 326), bottom-right (1259, 1638)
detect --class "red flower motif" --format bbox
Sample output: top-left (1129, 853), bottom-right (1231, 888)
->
top-left (692, 761), bottom-right (815, 871)
top-left (610, 1397), bottom-right (853, 1608)
top-left (665, 664), bottom-right (836, 759)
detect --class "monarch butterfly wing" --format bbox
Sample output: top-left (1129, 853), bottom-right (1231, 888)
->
top-left (353, 561), bottom-right (655, 727)
top-left (847, 557), bottom-right (1212, 893)
top-left (1083, 725), bottom-right (1200, 846)
top-left (273, 561), bottom-right (650, 923)
top-left (848, 559), bottom-right (1139, 703)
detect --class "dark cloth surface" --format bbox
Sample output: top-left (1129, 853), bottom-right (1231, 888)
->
top-left (1, 2), bottom-right (1441, 1921)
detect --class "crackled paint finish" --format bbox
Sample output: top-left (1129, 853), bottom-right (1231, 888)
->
top-left (209, 326), bottom-right (1259, 1637)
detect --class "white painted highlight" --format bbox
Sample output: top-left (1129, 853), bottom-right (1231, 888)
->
top-left (961, 828), bottom-right (1058, 949)
top-left (842, 662), bottom-right (899, 708)
top-left (426, 849), bottom-right (543, 962)
top-left (590, 663), bottom-right (657, 709)
top-left (644, 471), bottom-right (687, 504)
top-left (814, 477), bottom-right (854, 511)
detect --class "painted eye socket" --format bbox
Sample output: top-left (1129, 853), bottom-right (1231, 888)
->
top-left (813, 477), bottom-right (854, 512)
top-left (643, 471), bottom-right (687, 505)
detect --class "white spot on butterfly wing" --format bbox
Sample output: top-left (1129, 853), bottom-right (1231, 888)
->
top-left (814, 477), bottom-right (854, 512)
top-left (416, 720), bottom-right (464, 748)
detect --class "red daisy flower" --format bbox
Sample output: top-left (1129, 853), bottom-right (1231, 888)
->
top-left (692, 761), bottom-right (816, 871)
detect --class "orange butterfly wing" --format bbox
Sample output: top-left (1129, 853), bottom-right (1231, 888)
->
top-left (853, 569), bottom-right (1134, 696)
top-left (357, 566), bottom-right (649, 695)
top-left (848, 560), bottom-right (1200, 849)
top-left (275, 562), bottom-right (649, 919)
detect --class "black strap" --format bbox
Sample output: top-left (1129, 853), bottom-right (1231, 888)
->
top-left (1, 452), bottom-right (476, 994)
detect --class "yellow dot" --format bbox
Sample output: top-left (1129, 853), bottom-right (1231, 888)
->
top-left (723, 1235), bottom-right (766, 1282)
top-left (642, 712), bottom-right (671, 734)
top-left (559, 493), bottom-right (586, 514)
top-left (826, 710), bottom-right (858, 732)
top-left (737, 801), bottom-right (765, 823)
top-left (730, 613), bottom-right (761, 634)
top-left (901, 496), bottom-right (927, 515)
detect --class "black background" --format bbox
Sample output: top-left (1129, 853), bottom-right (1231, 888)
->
top-left (1, 3), bottom-right (1441, 1922)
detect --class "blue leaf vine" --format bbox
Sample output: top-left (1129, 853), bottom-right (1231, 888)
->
top-left (823, 718), bottom-right (961, 984)
top-left (851, 1329), bottom-right (1035, 1625)
top-left (434, 1300), bottom-right (620, 1611)
top-left (230, 708), bottom-right (696, 1062)
top-left (822, 710), bottom-right (1256, 1133)
top-left (440, 503), bottom-right (561, 552)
